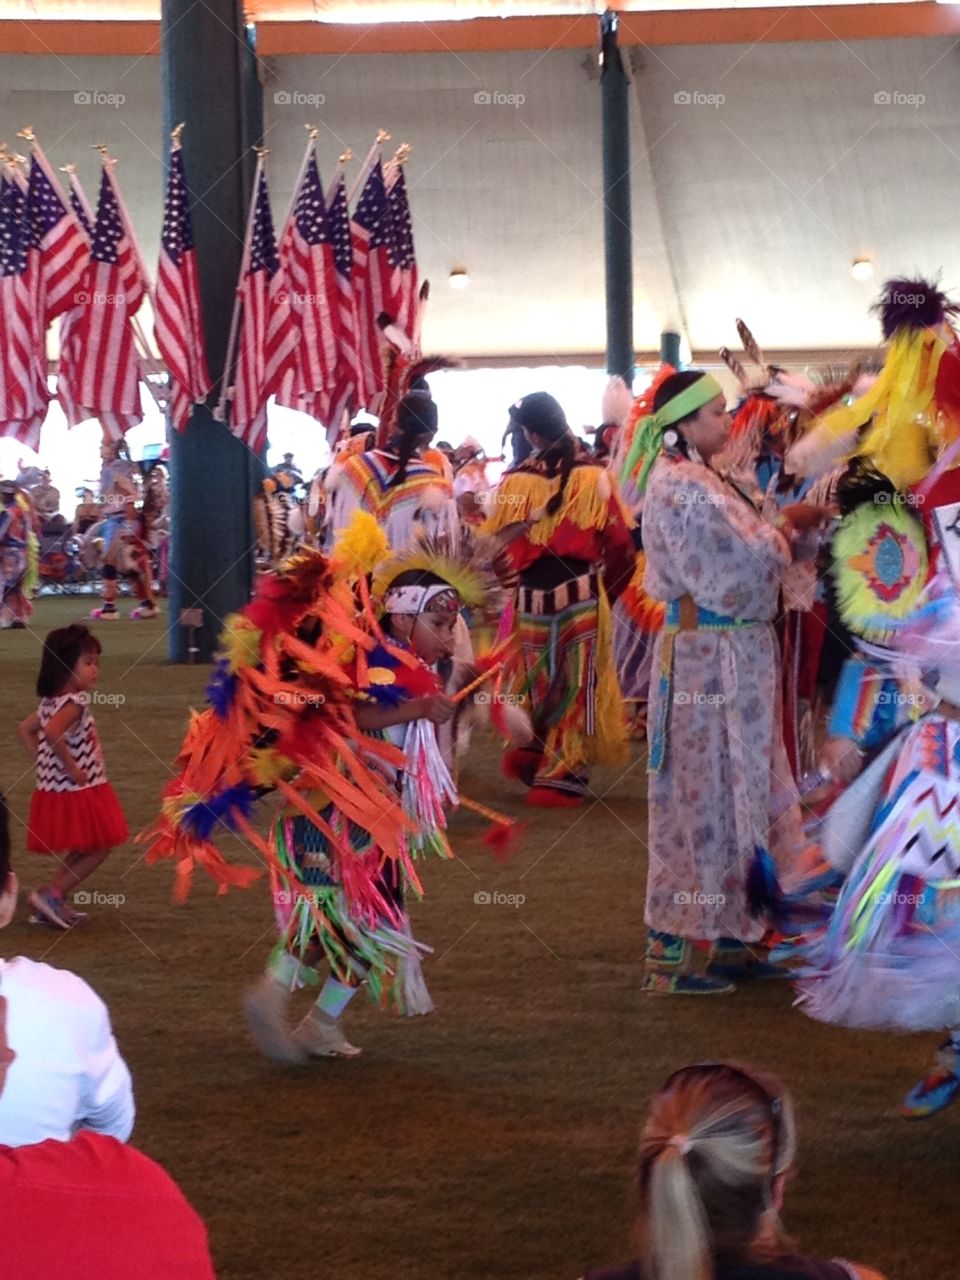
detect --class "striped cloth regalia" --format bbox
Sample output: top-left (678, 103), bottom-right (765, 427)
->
top-left (482, 459), bottom-right (633, 798)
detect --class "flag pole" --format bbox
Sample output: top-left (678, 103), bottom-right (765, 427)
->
top-left (17, 127), bottom-right (62, 199)
top-left (383, 141), bottom-right (411, 190)
top-left (412, 278), bottom-right (429, 357)
top-left (2, 152), bottom-right (27, 191)
top-left (347, 129), bottom-right (390, 205)
top-left (214, 146), bottom-right (266, 424)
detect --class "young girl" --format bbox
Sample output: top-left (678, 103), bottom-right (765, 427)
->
top-left (581, 1062), bottom-right (886, 1280)
top-left (244, 563), bottom-right (466, 1063)
top-left (18, 625), bottom-right (128, 930)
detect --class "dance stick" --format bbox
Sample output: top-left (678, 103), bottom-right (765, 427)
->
top-left (452, 662), bottom-right (503, 705)
top-left (457, 793), bottom-right (515, 828)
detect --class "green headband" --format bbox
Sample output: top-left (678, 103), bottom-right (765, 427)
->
top-left (620, 374), bottom-right (725, 498)
top-left (653, 374), bottom-right (724, 430)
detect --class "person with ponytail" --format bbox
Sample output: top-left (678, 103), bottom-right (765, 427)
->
top-left (482, 391), bottom-right (636, 807)
top-left (640, 372), bottom-right (824, 994)
top-left (582, 1062), bottom-right (886, 1280)
top-left (325, 390), bottom-right (460, 553)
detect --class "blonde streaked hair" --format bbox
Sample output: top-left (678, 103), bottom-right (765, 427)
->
top-left (638, 1062), bottom-right (797, 1280)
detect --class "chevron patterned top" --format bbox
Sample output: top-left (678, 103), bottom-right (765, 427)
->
top-left (36, 694), bottom-right (107, 793)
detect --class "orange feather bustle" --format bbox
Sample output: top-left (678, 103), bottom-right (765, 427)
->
top-left (138, 548), bottom-right (415, 902)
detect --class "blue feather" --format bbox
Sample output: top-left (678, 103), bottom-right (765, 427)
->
top-left (181, 784), bottom-right (257, 840)
top-left (747, 845), bottom-right (780, 918)
top-left (206, 659), bottom-right (238, 720)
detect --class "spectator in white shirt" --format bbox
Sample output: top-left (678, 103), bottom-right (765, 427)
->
top-left (0, 795), bottom-right (134, 1146)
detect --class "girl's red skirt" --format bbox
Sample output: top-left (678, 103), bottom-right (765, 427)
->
top-left (26, 783), bottom-right (128, 855)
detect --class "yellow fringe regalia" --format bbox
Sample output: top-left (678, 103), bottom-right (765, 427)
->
top-left (482, 461), bottom-right (631, 780)
top-left (788, 278), bottom-right (960, 490)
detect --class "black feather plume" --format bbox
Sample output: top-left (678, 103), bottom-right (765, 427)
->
top-left (835, 456), bottom-right (900, 516)
top-left (873, 276), bottom-right (958, 340)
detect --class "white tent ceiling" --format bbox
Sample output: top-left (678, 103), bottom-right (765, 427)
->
top-left (0, 31), bottom-right (957, 365)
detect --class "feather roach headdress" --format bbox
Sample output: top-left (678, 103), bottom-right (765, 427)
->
top-left (788, 276), bottom-right (960, 488)
top-left (375, 348), bottom-right (460, 449)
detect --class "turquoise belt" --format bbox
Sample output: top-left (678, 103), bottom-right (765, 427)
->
top-left (649, 596), bottom-right (756, 773)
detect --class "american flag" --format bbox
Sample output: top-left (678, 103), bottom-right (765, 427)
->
top-left (69, 182), bottom-right (93, 238)
top-left (26, 154), bottom-right (89, 327)
top-left (324, 167), bottom-right (362, 433)
top-left (0, 172), bottom-right (47, 448)
top-left (351, 159), bottom-right (397, 407)
top-left (155, 144), bottom-right (212, 431)
top-left (57, 174), bottom-right (94, 428)
top-left (73, 165), bottom-right (147, 440)
top-left (385, 163), bottom-right (419, 344)
top-left (276, 153), bottom-right (337, 431)
top-left (229, 167), bottom-right (297, 454)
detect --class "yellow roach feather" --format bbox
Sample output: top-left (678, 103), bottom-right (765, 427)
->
top-left (220, 615), bottom-right (263, 672)
top-left (333, 510), bottom-right (391, 579)
top-left (372, 543), bottom-right (487, 608)
top-left (248, 748), bottom-right (298, 788)
top-left (162, 791), bottom-right (203, 826)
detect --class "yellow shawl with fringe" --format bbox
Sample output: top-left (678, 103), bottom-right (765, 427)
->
top-left (482, 462), bottom-right (632, 543)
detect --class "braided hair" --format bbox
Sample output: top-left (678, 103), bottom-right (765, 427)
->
top-left (510, 391), bottom-right (576, 516)
top-left (541, 431), bottom-right (578, 517)
top-left (387, 391), bottom-right (439, 489)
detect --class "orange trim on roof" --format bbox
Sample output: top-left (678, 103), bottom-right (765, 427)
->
top-left (0, 4), bottom-right (957, 57)
top-left (257, 4), bottom-right (960, 55)
top-left (0, 20), bottom-right (161, 55)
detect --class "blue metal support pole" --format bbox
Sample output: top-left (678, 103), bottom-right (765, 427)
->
top-left (601, 9), bottom-right (633, 389)
top-left (162, 0), bottom-right (264, 661)
top-left (659, 331), bottom-right (681, 368)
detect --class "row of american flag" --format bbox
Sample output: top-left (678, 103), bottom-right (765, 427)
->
top-left (0, 129), bottom-right (420, 454)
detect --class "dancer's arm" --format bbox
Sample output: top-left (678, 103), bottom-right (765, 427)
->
top-left (16, 711), bottom-right (39, 757)
top-left (355, 694), bottom-right (455, 732)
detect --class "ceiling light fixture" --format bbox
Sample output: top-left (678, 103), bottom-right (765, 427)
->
top-left (851, 256), bottom-right (874, 281)
top-left (449, 267), bottom-right (470, 290)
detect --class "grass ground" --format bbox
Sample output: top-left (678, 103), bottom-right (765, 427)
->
top-left (0, 597), bottom-right (952, 1279)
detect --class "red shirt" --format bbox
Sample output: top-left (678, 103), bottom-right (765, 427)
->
top-left (0, 1131), bottom-right (216, 1279)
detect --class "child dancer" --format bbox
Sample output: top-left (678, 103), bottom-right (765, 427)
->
top-left (145, 538), bottom-right (491, 1064)
top-left (245, 559), bottom-right (468, 1062)
top-left (18, 625), bottom-right (128, 929)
